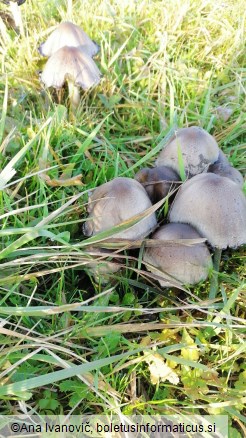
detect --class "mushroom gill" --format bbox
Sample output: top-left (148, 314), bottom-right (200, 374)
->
top-left (40, 46), bottom-right (101, 108)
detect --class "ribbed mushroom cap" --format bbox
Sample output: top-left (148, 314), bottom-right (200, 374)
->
top-left (134, 166), bottom-right (179, 203)
top-left (83, 177), bottom-right (157, 240)
top-left (156, 127), bottom-right (219, 177)
top-left (169, 173), bottom-right (246, 249)
top-left (40, 46), bottom-right (101, 91)
top-left (208, 149), bottom-right (244, 187)
top-left (38, 21), bottom-right (99, 57)
top-left (143, 223), bottom-right (212, 286)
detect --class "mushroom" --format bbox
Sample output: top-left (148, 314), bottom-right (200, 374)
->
top-left (156, 126), bottom-right (220, 178)
top-left (143, 223), bottom-right (212, 287)
top-left (38, 21), bottom-right (99, 58)
top-left (83, 177), bottom-right (157, 240)
top-left (134, 166), bottom-right (180, 203)
top-left (208, 149), bottom-right (244, 187)
top-left (169, 173), bottom-right (246, 297)
top-left (40, 46), bottom-right (101, 109)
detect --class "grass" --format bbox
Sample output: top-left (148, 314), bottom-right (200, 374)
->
top-left (0, 0), bottom-right (245, 435)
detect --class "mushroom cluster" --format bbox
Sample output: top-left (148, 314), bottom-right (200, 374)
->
top-left (38, 21), bottom-right (102, 109)
top-left (137, 126), bottom-right (245, 296)
top-left (83, 126), bottom-right (245, 295)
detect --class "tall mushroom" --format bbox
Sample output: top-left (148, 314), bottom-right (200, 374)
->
top-left (169, 173), bottom-right (246, 297)
top-left (40, 46), bottom-right (101, 109)
top-left (143, 223), bottom-right (212, 287)
top-left (38, 21), bottom-right (99, 57)
top-left (156, 127), bottom-right (219, 178)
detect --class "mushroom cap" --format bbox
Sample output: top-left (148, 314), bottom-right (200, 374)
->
top-left (208, 149), bottom-right (244, 187)
top-left (83, 177), bottom-right (157, 240)
top-left (143, 223), bottom-right (212, 286)
top-left (134, 166), bottom-right (179, 203)
top-left (40, 46), bottom-right (101, 91)
top-left (169, 173), bottom-right (246, 249)
top-left (156, 126), bottom-right (219, 177)
top-left (38, 21), bottom-right (99, 57)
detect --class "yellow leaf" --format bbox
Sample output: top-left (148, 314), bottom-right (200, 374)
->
top-left (39, 158), bottom-right (84, 186)
top-left (181, 329), bottom-right (200, 361)
top-left (144, 351), bottom-right (179, 385)
top-left (40, 172), bottom-right (84, 186)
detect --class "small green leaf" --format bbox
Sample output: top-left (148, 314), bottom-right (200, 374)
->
top-left (235, 370), bottom-right (246, 390)
top-left (228, 426), bottom-right (243, 438)
top-left (122, 292), bottom-right (135, 306)
top-left (98, 332), bottom-right (121, 356)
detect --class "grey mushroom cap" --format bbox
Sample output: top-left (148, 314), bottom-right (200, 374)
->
top-left (83, 177), bottom-right (157, 240)
top-left (169, 173), bottom-right (246, 249)
top-left (143, 223), bottom-right (212, 286)
top-left (208, 149), bottom-right (244, 187)
top-left (134, 166), bottom-right (180, 203)
top-left (156, 126), bottom-right (219, 177)
top-left (40, 46), bottom-right (101, 91)
top-left (38, 21), bottom-right (99, 57)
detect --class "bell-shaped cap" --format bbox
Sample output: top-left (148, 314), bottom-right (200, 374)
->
top-left (208, 149), bottom-right (244, 187)
top-left (156, 126), bottom-right (219, 177)
top-left (38, 21), bottom-right (99, 57)
top-left (169, 173), bottom-right (246, 249)
top-left (40, 46), bottom-right (101, 91)
top-left (135, 166), bottom-right (179, 203)
top-left (83, 177), bottom-right (157, 240)
top-left (143, 223), bottom-right (212, 286)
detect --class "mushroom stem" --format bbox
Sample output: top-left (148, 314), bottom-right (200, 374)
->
top-left (67, 81), bottom-right (80, 109)
top-left (209, 248), bottom-right (222, 300)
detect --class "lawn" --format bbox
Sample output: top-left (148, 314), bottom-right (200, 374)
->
top-left (0, 0), bottom-right (245, 435)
